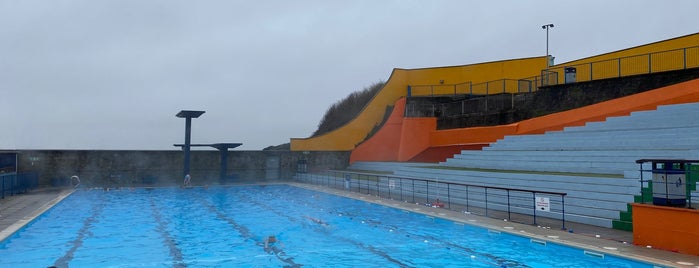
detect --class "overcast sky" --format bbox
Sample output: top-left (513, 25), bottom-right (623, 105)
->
top-left (1, 1), bottom-right (698, 151)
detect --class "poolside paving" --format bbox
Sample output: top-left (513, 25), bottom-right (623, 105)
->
top-left (2, 184), bottom-right (699, 267)
top-left (0, 187), bottom-right (73, 241)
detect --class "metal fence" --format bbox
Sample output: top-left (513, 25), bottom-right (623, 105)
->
top-left (408, 81), bottom-right (473, 97)
top-left (546, 46), bottom-right (699, 84)
top-left (1, 172), bottom-right (39, 199)
top-left (405, 92), bottom-right (530, 118)
top-left (407, 79), bottom-right (544, 98)
top-left (296, 170), bottom-right (567, 229)
top-left (404, 46), bottom-right (699, 119)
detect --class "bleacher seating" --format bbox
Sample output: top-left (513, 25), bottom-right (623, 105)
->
top-left (349, 102), bottom-right (699, 228)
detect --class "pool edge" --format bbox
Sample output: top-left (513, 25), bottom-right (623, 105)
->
top-left (0, 188), bottom-right (75, 242)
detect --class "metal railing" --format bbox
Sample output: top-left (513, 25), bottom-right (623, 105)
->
top-left (1, 172), bottom-right (39, 199)
top-left (408, 45), bottom-right (698, 95)
top-left (404, 46), bottom-right (699, 119)
top-left (296, 170), bottom-right (567, 229)
top-left (407, 79), bottom-right (543, 98)
top-left (405, 92), bottom-right (529, 118)
top-left (407, 81), bottom-right (473, 97)
top-left (546, 46), bottom-right (699, 84)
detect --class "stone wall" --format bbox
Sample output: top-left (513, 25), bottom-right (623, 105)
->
top-left (14, 150), bottom-right (349, 187)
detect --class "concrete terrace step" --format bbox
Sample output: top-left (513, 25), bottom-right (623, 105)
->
top-left (442, 158), bottom-right (635, 175)
top-left (485, 142), bottom-right (699, 151)
top-left (491, 134), bottom-right (699, 147)
top-left (562, 103), bottom-right (699, 132)
top-left (456, 149), bottom-right (699, 160)
top-left (394, 167), bottom-right (637, 193)
top-left (392, 167), bottom-right (634, 227)
top-left (505, 126), bottom-right (699, 141)
top-left (348, 161), bottom-right (433, 173)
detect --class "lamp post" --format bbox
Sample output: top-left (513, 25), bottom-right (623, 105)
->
top-left (542, 24), bottom-right (554, 67)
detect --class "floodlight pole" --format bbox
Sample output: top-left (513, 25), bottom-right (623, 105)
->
top-left (542, 24), bottom-right (554, 67)
top-left (176, 110), bottom-right (205, 178)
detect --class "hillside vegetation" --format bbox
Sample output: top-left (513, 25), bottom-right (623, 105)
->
top-left (263, 81), bottom-right (385, 151)
top-left (312, 81), bottom-right (385, 137)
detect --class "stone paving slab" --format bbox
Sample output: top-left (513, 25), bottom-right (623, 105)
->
top-left (0, 187), bottom-right (74, 241)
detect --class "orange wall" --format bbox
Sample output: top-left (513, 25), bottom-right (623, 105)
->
top-left (397, 117), bottom-right (436, 161)
top-left (408, 144), bottom-right (487, 163)
top-left (350, 98), bottom-right (436, 163)
top-left (632, 203), bottom-right (699, 255)
top-left (350, 78), bottom-right (699, 163)
top-left (348, 98), bottom-right (407, 162)
top-left (430, 124), bottom-right (517, 146)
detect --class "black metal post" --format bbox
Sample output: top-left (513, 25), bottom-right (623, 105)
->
top-left (485, 187), bottom-right (489, 217)
top-left (533, 192), bottom-right (537, 225)
top-left (561, 195), bottom-right (566, 230)
top-left (542, 23), bottom-right (554, 67)
top-left (183, 117), bottom-right (192, 176)
top-left (219, 148), bottom-right (228, 181)
top-left (507, 190), bottom-right (511, 221)
top-left (176, 110), bottom-right (205, 179)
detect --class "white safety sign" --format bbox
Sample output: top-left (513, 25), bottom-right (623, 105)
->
top-left (536, 196), bottom-right (551, 212)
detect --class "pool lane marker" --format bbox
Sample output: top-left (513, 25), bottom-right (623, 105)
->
top-left (53, 194), bottom-right (105, 268)
top-left (149, 197), bottom-right (185, 268)
top-left (238, 188), bottom-right (415, 268)
top-left (198, 198), bottom-right (303, 268)
top-left (270, 187), bottom-right (527, 268)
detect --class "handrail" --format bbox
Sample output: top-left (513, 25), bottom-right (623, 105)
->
top-left (407, 45), bottom-right (699, 98)
top-left (407, 81), bottom-right (473, 97)
top-left (297, 169), bottom-right (567, 230)
top-left (543, 45), bottom-right (699, 86)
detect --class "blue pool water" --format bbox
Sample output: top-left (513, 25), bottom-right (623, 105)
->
top-left (0, 184), bottom-right (654, 267)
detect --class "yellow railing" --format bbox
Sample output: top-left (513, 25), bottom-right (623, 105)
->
top-left (546, 46), bottom-right (699, 84)
top-left (408, 46), bottom-right (699, 98)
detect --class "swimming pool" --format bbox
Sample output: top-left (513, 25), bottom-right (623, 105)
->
top-left (0, 184), bottom-right (656, 267)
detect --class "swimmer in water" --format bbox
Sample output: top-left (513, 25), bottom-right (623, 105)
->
top-left (305, 216), bottom-right (329, 226)
top-left (183, 174), bottom-right (192, 187)
top-left (264, 235), bottom-right (277, 249)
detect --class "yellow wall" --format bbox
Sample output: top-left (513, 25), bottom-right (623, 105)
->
top-left (549, 33), bottom-right (699, 82)
top-left (290, 57), bottom-right (548, 151)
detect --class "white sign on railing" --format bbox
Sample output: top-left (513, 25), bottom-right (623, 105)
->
top-left (536, 196), bottom-right (550, 212)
